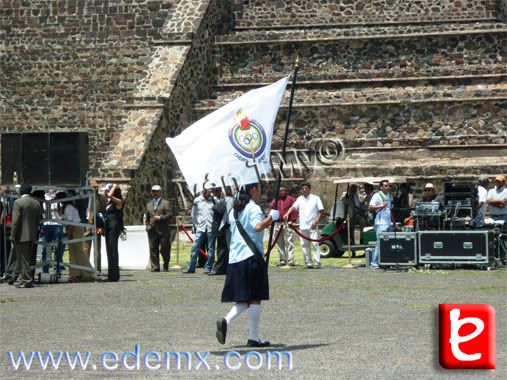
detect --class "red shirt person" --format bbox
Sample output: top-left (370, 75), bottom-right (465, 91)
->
top-left (269, 186), bottom-right (298, 266)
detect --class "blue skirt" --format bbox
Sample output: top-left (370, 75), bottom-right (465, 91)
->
top-left (221, 255), bottom-right (269, 302)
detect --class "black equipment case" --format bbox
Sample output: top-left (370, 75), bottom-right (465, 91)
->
top-left (418, 231), bottom-right (494, 265)
top-left (379, 232), bottom-right (417, 266)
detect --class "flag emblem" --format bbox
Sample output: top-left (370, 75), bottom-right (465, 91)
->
top-left (229, 109), bottom-right (267, 159)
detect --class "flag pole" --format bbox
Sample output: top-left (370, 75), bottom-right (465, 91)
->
top-left (266, 57), bottom-right (300, 265)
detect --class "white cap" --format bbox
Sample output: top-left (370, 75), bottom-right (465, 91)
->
top-left (151, 185), bottom-right (162, 191)
top-left (100, 183), bottom-right (113, 191)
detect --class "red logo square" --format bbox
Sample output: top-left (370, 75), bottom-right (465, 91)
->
top-left (439, 304), bottom-right (495, 369)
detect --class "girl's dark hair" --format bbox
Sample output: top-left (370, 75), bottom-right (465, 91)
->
top-left (112, 187), bottom-right (123, 200)
top-left (233, 183), bottom-right (258, 212)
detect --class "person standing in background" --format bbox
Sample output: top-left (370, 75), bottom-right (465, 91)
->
top-left (283, 182), bottom-right (324, 269)
top-left (102, 183), bottom-right (124, 282)
top-left (487, 175), bottom-right (507, 223)
top-left (471, 176), bottom-right (491, 227)
top-left (61, 193), bottom-right (93, 282)
top-left (83, 180), bottom-right (107, 275)
top-left (145, 185), bottom-right (172, 272)
top-left (10, 184), bottom-right (42, 288)
top-left (40, 190), bottom-right (65, 274)
top-left (368, 180), bottom-right (392, 269)
top-left (269, 186), bottom-right (298, 266)
top-left (182, 185), bottom-right (216, 274)
top-left (209, 187), bottom-right (234, 276)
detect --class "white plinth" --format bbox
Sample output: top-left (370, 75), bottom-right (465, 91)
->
top-left (90, 225), bottom-right (150, 270)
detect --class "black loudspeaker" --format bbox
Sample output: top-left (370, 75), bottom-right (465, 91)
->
top-left (1, 134), bottom-right (22, 185)
top-left (1, 132), bottom-right (89, 186)
top-left (50, 133), bottom-right (88, 185)
top-left (23, 133), bottom-right (50, 185)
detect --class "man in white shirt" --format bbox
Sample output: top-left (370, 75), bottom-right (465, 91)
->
top-left (487, 175), bottom-right (507, 223)
top-left (368, 179), bottom-right (392, 268)
top-left (284, 182), bottom-right (324, 268)
top-left (470, 176), bottom-right (491, 227)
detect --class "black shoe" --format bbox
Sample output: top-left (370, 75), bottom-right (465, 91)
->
top-left (247, 339), bottom-right (270, 347)
top-left (181, 268), bottom-right (195, 274)
top-left (163, 267), bottom-right (169, 272)
top-left (149, 269), bottom-right (160, 272)
top-left (8, 277), bottom-right (17, 285)
top-left (15, 282), bottom-right (34, 288)
top-left (216, 318), bottom-right (227, 344)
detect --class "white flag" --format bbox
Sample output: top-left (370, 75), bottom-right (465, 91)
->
top-left (166, 76), bottom-right (289, 194)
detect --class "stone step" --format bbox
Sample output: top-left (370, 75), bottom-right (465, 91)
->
top-left (314, 156), bottom-right (507, 179)
top-left (234, 0), bottom-right (497, 28)
top-left (219, 21), bottom-right (507, 43)
top-left (195, 82), bottom-right (507, 111)
top-left (260, 147), bottom-right (507, 185)
top-left (193, 91), bottom-right (506, 149)
top-left (214, 73), bottom-right (507, 93)
top-left (214, 32), bottom-right (506, 84)
top-left (217, 65), bottom-right (507, 85)
top-left (270, 144), bottom-right (507, 164)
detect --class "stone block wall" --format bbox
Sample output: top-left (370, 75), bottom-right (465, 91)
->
top-left (0, 0), bottom-right (175, 173)
top-left (233, 0), bottom-right (499, 27)
top-left (1, 0), bottom-right (176, 39)
top-left (118, 1), bottom-right (234, 222)
top-left (0, 38), bottom-right (150, 170)
top-left (198, 0), bottom-right (507, 204)
top-left (281, 99), bottom-right (507, 148)
top-left (216, 32), bottom-right (506, 83)
top-left (0, 0), bottom-right (235, 223)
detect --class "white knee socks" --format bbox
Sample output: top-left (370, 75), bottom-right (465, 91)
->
top-left (225, 302), bottom-right (248, 324)
top-left (248, 304), bottom-right (261, 341)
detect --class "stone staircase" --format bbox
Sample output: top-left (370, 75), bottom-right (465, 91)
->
top-left (194, 0), bottom-right (507, 187)
top-left (2, 0), bottom-right (506, 221)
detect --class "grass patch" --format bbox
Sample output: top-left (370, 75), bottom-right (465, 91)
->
top-left (462, 284), bottom-right (502, 294)
top-left (172, 242), bottom-right (365, 268)
top-left (408, 267), bottom-right (449, 275)
top-left (0, 298), bottom-right (16, 304)
top-left (405, 303), bottom-right (431, 310)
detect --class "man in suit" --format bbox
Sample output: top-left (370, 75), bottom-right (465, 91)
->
top-left (11, 184), bottom-right (42, 288)
top-left (145, 185), bottom-right (172, 272)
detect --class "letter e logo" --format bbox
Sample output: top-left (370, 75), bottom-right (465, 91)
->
top-left (439, 304), bottom-right (495, 369)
